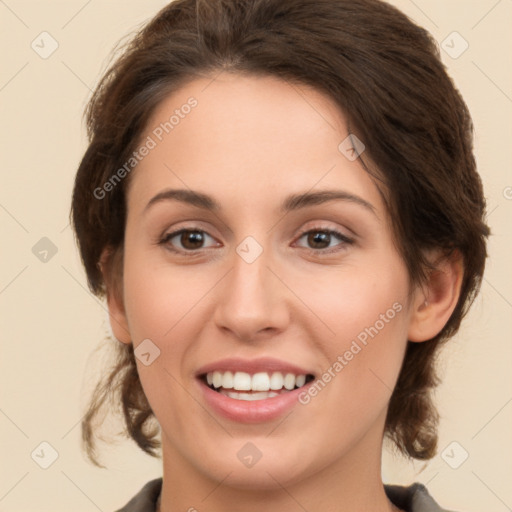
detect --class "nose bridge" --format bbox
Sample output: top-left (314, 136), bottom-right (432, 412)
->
top-left (230, 235), bottom-right (275, 308)
top-left (213, 232), bottom-right (288, 339)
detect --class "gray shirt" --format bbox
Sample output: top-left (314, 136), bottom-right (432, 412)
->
top-left (114, 478), bottom-right (457, 511)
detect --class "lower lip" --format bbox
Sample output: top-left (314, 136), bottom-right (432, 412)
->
top-left (197, 378), bottom-right (312, 423)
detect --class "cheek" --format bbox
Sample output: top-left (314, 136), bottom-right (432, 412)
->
top-left (121, 255), bottom-right (213, 402)
top-left (122, 254), bottom-right (202, 341)
top-left (305, 259), bottom-right (409, 342)
top-left (121, 257), bottom-right (202, 418)
top-left (304, 261), bottom-right (410, 396)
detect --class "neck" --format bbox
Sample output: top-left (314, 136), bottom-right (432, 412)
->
top-left (158, 413), bottom-right (399, 512)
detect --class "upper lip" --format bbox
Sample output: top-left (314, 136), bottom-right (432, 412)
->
top-left (195, 357), bottom-right (315, 377)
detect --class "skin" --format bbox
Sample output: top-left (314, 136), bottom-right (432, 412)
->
top-left (105, 73), bottom-right (463, 512)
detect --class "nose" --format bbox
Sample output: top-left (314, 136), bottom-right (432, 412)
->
top-left (212, 242), bottom-right (290, 343)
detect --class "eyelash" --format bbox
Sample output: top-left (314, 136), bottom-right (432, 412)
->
top-left (157, 225), bottom-right (354, 256)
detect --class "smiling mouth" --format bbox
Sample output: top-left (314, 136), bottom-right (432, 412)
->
top-left (200, 371), bottom-right (315, 401)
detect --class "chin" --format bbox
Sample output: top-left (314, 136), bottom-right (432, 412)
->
top-left (214, 459), bottom-right (308, 491)
top-left (186, 439), bottom-right (319, 492)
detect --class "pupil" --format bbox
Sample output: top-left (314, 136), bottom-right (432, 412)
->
top-left (309, 231), bottom-right (329, 249)
top-left (182, 231), bottom-right (203, 249)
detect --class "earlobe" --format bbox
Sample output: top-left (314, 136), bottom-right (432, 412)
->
top-left (99, 247), bottom-right (132, 344)
top-left (106, 288), bottom-right (132, 344)
top-left (408, 250), bottom-right (464, 343)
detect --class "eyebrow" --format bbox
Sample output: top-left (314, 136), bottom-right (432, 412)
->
top-left (144, 188), bottom-right (376, 216)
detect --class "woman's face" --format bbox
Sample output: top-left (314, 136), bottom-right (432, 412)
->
top-left (113, 73), bottom-right (420, 489)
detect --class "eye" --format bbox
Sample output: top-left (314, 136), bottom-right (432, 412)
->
top-left (158, 225), bottom-right (354, 256)
top-left (294, 227), bottom-right (354, 254)
top-left (159, 228), bottom-right (219, 253)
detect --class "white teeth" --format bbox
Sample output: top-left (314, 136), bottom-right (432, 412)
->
top-left (252, 372), bottom-right (270, 391)
top-left (221, 390), bottom-right (280, 400)
top-left (284, 373), bottom-right (296, 390)
top-left (269, 372), bottom-right (284, 390)
top-left (212, 371), bottom-right (223, 389)
top-left (233, 371), bottom-right (252, 390)
top-left (295, 374), bottom-right (306, 387)
top-left (205, 370), bottom-right (309, 393)
top-left (221, 371), bottom-right (234, 389)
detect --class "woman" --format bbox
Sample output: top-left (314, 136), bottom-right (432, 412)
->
top-left (71, 0), bottom-right (490, 510)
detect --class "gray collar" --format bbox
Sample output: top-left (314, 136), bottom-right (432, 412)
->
top-left (115, 478), bottom-right (456, 512)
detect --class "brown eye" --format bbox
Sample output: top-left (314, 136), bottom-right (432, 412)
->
top-left (306, 231), bottom-right (331, 249)
top-left (295, 228), bottom-right (354, 254)
top-left (160, 228), bottom-right (218, 253)
top-left (178, 230), bottom-right (206, 250)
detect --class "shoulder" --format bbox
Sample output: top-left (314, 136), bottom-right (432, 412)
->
top-left (114, 478), bottom-right (162, 512)
top-left (384, 482), bottom-right (460, 512)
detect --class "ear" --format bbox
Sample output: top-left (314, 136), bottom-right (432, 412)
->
top-left (408, 250), bottom-right (464, 342)
top-left (99, 246), bottom-right (131, 344)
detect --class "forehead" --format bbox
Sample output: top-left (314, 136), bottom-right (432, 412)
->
top-left (127, 72), bottom-right (384, 217)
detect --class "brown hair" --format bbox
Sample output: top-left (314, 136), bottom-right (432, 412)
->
top-left (71, 0), bottom-right (490, 466)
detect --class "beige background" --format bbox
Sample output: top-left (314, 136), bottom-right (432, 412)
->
top-left (1, 1), bottom-right (511, 511)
